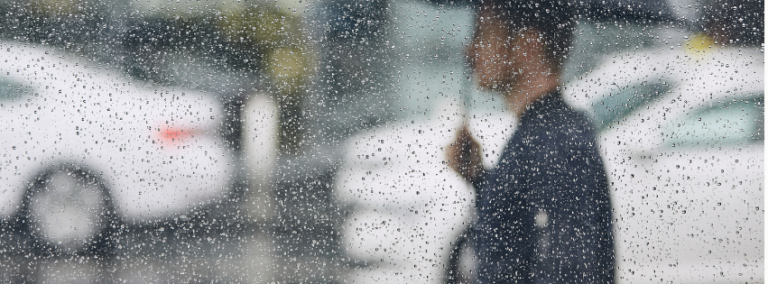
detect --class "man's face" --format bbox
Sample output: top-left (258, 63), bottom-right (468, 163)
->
top-left (466, 10), bottom-right (519, 91)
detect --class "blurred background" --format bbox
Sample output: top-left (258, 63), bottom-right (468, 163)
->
top-left (0, 0), bottom-right (763, 283)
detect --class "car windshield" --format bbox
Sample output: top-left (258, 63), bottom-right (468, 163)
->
top-left (0, 0), bottom-right (763, 283)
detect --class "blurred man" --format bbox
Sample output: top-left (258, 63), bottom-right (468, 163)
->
top-left (446, 1), bottom-right (614, 283)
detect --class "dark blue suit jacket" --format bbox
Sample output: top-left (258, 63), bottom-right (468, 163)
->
top-left (472, 92), bottom-right (615, 284)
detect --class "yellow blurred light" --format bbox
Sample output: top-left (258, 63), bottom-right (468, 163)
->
top-left (684, 33), bottom-right (717, 59)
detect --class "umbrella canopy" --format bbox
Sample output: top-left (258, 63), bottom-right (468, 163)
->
top-left (425, 0), bottom-right (681, 23)
top-left (570, 0), bottom-right (678, 22)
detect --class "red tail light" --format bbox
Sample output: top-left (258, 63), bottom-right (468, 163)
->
top-left (155, 127), bottom-right (199, 146)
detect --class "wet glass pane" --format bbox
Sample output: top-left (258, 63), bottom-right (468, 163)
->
top-left (0, 0), bottom-right (763, 283)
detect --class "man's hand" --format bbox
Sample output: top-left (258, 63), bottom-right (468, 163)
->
top-left (445, 126), bottom-right (484, 182)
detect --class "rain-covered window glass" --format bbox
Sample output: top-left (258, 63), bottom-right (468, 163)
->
top-left (0, 0), bottom-right (763, 283)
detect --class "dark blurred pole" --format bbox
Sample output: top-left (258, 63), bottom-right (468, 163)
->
top-left (304, 0), bottom-right (394, 151)
top-left (267, 1), bottom-right (396, 283)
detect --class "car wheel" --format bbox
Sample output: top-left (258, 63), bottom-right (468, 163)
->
top-left (20, 165), bottom-right (117, 256)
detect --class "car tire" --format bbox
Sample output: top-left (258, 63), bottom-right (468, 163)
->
top-left (19, 165), bottom-right (118, 257)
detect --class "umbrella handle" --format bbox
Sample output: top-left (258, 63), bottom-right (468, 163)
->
top-left (460, 67), bottom-right (473, 124)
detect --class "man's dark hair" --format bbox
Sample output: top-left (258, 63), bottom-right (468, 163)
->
top-left (479, 0), bottom-right (575, 73)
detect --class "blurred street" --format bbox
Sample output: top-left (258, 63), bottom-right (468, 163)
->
top-left (1, 229), bottom-right (275, 283)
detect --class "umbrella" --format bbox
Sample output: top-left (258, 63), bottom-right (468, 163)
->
top-left (570, 0), bottom-right (679, 22)
top-left (425, 0), bottom-right (681, 23)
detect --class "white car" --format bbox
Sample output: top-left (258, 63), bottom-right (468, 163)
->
top-left (333, 99), bottom-right (514, 284)
top-left (0, 41), bottom-right (235, 256)
top-left (563, 43), bottom-right (764, 283)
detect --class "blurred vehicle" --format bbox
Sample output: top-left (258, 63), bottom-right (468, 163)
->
top-left (331, 2), bottom-right (764, 284)
top-left (563, 40), bottom-right (764, 283)
top-left (0, 41), bottom-right (236, 256)
top-left (333, 100), bottom-right (514, 284)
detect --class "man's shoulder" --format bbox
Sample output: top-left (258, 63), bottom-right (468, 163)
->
top-left (527, 103), bottom-right (597, 146)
